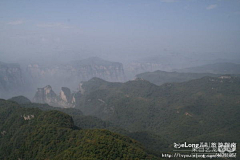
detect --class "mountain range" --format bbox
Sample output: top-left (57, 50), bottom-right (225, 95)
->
top-left (2, 71), bottom-right (240, 158)
top-left (1, 58), bottom-right (240, 100)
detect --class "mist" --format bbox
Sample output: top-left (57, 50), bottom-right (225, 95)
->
top-left (0, 0), bottom-right (240, 99)
top-left (1, 0), bottom-right (240, 64)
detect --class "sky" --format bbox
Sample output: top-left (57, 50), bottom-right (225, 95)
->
top-left (0, 0), bottom-right (240, 63)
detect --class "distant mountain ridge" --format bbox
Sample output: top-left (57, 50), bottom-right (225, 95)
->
top-left (177, 62), bottom-right (240, 74)
top-left (135, 70), bottom-right (237, 86)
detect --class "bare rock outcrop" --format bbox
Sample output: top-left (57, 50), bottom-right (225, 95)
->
top-left (33, 85), bottom-right (80, 108)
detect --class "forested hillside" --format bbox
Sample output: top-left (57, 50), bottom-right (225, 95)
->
top-left (5, 75), bottom-right (240, 157)
top-left (0, 99), bottom-right (157, 160)
top-left (76, 76), bottom-right (240, 147)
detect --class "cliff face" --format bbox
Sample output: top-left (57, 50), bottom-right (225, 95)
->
top-left (33, 85), bottom-right (58, 105)
top-left (33, 85), bottom-right (80, 108)
top-left (0, 62), bottom-right (26, 98)
top-left (60, 87), bottom-right (72, 103)
top-left (27, 57), bottom-right (125, 90)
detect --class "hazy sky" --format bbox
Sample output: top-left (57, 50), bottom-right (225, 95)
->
top-left (0, 0), bottom-right (240, 62)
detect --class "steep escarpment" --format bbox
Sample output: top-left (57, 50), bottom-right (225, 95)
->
top-left (27, 57), bottom-right (126, 90)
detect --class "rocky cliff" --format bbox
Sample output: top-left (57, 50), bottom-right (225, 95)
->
top-left (27, 57), bottom-right (126, 90)
top-left (0, 62), bottom-right (26, 98)
top-left (33, 85), bottom-right (80, 108)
